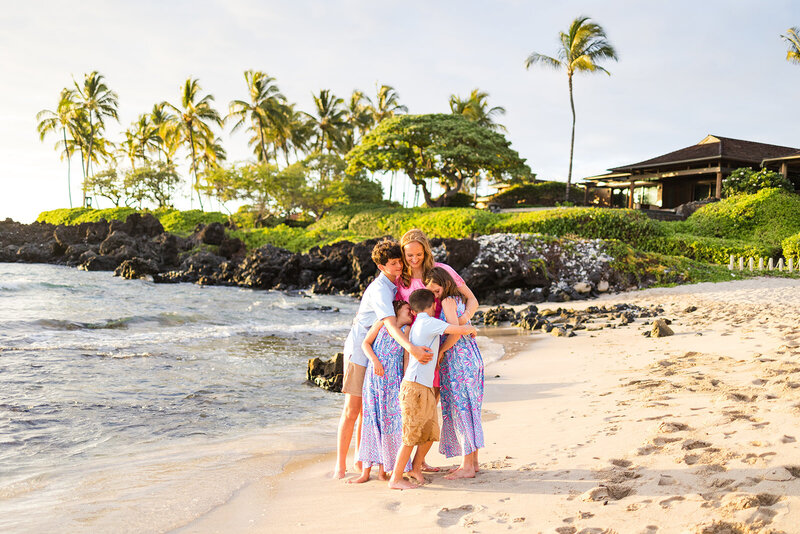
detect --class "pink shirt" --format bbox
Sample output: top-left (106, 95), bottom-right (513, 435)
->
top-left (395, 262), bottom-right (466, 316)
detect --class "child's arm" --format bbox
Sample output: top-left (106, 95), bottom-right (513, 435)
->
top-left (383, 316), bottom-right (433, 364)
top-left (437, 298), bottom-right (461, 361)
top-left (361, 320), bottom-right (385, 377)
top-left (444, 323), bottom-right (478, 338)
top-left (457, 284), bottom-right (479, 325)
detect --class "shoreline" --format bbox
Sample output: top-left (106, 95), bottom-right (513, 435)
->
top-left (185, 277), bottom-right (800, 533)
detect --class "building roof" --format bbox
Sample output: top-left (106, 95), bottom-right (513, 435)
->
top-left (610, 135), bottom-right (800, 172)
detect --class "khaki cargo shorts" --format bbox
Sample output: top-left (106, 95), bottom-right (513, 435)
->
top-left (400, 380), bottom-right (439, 446)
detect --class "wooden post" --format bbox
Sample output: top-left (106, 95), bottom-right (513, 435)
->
top-left (715, 171), bottom-right (723, 199)
top-left (628, 182), bottom-right (635, 209)
top-left (780, 162), bottom-right (788, 178)
top-left (758, 257), bottom-right (764, 271)
top-left (583, 185), bottom-right (589, 205)
top-left (738, 256), bottom-right (744, 270)
top-left (728, 255), bottom-right (735, 270)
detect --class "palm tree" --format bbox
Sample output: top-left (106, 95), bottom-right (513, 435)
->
top-left (449, 89), bottom-right (507, 132)
top-left (306, 89), bottom-right (348, 154)
top-left (371, 84), bottom-right (407, 124)
top-left (781, 27), bottom-right (800, 65)
top-left (132, 113), bottom-right (161, 164)
top-left (37, 89), bottom-right (78, 207)
top-left (164, 78), bottom-right (222, 209)
top-left (72, 71), bottom-right (119, 201)
top-left (343, 90), bottom-right (374, 151)
top-left (150, 103), bottom-right (176, 163)
top-left (227, 70), bottom-right (287, 163)
top-left (525, 15), bottom-right (618, 201)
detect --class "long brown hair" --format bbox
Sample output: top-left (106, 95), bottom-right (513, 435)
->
top-left (399, 228), bottom-right (435, 288)
top-left (423, 266), bottom-right (460, 300)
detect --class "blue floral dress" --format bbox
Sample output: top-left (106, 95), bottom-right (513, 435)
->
top-left (438, 297), bottom-right (485, 458)
top-left (358, 326), bottom-right (409, 471)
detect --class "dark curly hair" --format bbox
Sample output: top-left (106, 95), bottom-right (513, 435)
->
top-left (371, 238), bottom-right (402, 266)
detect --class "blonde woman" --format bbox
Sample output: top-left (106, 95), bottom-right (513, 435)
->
top-left (396, 229), bottom-right (478, 323)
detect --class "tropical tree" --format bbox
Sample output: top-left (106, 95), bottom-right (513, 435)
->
top-left (371, 84), bottom-right (407, 123)
top-left (124, 163), bottom-right (181, 208)
top-left (525, 15), bottom-right (618, 201)
top-left (85, 168), bottom-right (124, 207)
top-left (449, 89), bottom-right (507, 132)
top-left (781, 27), bottom-right (800, 65)
top-left (342, 90), bottom-right (374, 151)
top-left (36, 89), bottom-right (78, 207)
top-left (227, 70), bottom-right (288, 163)
top-left (347, 114), bottom-right (531, 207)
top-left (72, 71), bottom-right (119, 199)
top-left (306, 89), bottom-right (348, 154)
top-left (132, 114), bottom-right (161, 163)
top-left (164, 78), bottom-right (223, 209)
top-left (150, 103), bottom-right (177, 164)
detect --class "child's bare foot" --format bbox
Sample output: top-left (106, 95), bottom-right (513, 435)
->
top-left (332, 469), bottom-right (346, 480)
top-left (407, 470), bottom-right (427, 485)
top-left (378, 469), bottom-right (389, 481)
top-left (352, 461), bottom-right (362, 473)
top-left (421, 462), bottom-right (440, 472)
top-left (444, 467), bottom-right (476, 480)
top-left (347, 471), bottom-right (371, 484)
top-left (388, 478), bottom-right (418, 490)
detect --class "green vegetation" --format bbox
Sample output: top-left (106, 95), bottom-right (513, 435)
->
top-left (489, 181), bottom-right (584, 208)
top-left (783, 232), bottom-right (800, 261)
top-left (37, 207), bottom-right (227, 235)
top-left (722, 167), bottom-right (793, 197)
top-left (347, 114), bottom-right (531, 207)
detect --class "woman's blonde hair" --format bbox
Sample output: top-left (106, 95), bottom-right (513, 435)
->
top-left (399, 228), bottom-right (435, 288)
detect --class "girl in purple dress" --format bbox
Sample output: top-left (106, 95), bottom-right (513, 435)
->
top-left (349, 300), bottom-right (414, 483)
top-left (425, 267), bottom-right (484, 480)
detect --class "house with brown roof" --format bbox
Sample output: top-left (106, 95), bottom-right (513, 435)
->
top-left (583, 135), bottom-right (800, 209)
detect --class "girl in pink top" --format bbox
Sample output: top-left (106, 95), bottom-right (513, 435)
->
top-left (396, 228), bottom-right (479, 472)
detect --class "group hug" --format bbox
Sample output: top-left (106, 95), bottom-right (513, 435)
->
top-left (333, 229), bottom-right (485, 490)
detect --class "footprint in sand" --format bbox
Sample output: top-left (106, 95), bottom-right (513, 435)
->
top-left (658, 495), bottom-right (685, 508)
top-left (436, 505), bottom-right (473, 527)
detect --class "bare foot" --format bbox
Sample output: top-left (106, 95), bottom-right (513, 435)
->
top-left (378, 469), bottom-right (390, 481)
top-left (421, 462), bottom-right (440, 472)
top-left (388, 478), bottom-right (418, 490)
top-left (332, 469), bottom-right (346, 480)
top-left (445, 467), bottom-right (476, 480)
top-left (347, 471), bottom-right (371, 484)
top-left (408, 470), bottom-right (427, 485)
top-left (352, 461), bottom-right (363, 473)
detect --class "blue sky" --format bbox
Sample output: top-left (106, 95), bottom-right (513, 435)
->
top-left (2, 0), bottom-right (799, 221)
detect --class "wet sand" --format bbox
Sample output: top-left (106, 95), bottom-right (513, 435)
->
top-left (181, 277), bottom-right (800, 534)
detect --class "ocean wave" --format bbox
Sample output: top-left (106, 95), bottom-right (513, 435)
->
top-left (30, 312), bottom-right (208, 331)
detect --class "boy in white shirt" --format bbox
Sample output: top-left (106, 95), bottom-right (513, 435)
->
top-left (333, 240), bottom-right (434, 479)
top-left (388, 288), bottom-right (477, 490)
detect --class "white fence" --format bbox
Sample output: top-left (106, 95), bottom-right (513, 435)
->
top-left (728, 255), bottom-right (796, 272)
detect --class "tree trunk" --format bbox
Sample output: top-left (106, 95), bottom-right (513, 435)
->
top-left (189, 126), bottom-right (204, 210)
top-left (62, 127), bottom-right (73, 208)
top-left (566, 73), bottom-right (576, 203)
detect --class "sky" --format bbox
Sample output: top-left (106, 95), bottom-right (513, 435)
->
top-left (1, 0), bottom-right (799, 222)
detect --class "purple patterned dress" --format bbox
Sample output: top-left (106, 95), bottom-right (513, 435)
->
top-left (358, 326), bottom-right (410, 471)
top-left (438, 297), bottom-right (485, 458)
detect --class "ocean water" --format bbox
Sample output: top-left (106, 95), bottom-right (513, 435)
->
top-left (0, 263), bottom-right (357, 532)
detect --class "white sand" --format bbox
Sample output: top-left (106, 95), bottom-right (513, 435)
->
top-left (182, 277), bottom-right (800, 534)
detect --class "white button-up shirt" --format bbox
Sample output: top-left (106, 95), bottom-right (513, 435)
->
top-left (343, 273), bottom-right (397, 367)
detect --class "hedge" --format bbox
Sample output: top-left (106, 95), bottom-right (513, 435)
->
top-left (488, 181), bottom-right (584, 208)
top-left (642, 233), bottom-right (781, 264)
top-left (783, 232), bottom-right (800, 261)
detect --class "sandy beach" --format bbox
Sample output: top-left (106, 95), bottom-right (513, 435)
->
top-left (183, 277), bottom-right (800, 534)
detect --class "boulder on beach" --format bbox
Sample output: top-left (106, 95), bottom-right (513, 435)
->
top-left (651, 318), bottom-right (674, 337)
top-left (307, 352), bottom-right (344, 392)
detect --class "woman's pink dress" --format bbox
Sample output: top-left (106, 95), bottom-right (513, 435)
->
top-left (395, 262), bottom-right (466, 387)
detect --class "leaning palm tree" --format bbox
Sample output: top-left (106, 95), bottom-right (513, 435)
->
top-left (449, 89), bottom-right (507, 132)
top-left (306, 89), bottom-right (348, 154)
top-left (164, 78), bottom-right (222, 209)
top-left (525, 16), bottom-right (618, 201)
top-left (37, 88), bottom-right (78, 207)
top-left (227, 70), bottom-right (287, 163)
top-left (371, 84), bottom-right (407, 124)
top-left (150, 103), bottom-right (176, 163)
top-left (72, 71), bottom-right (119, 197)
top-left (781, 27), bottom-right (800, 65)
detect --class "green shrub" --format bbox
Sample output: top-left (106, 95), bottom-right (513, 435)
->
top-left (682, 188), bottom-right (800, 246)
top-left (444, 192), bottom-right (476, 207)
top-left (489, 181), bottom-right (583, 208)
top-left (37, 207), bottom-right (138, 225)
top-left (154, 209), bottom-right (228, 235)
top-left (783, 232), bottom-right (800, 261)
top-left (494, 207), bottom-right (663, 245)
top-left (642, 233), bottom-right (780, 264)
top-left (722, 167), bottom-right (793, 197)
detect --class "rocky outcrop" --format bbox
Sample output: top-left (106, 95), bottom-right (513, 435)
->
top-left (1, 218), bottom-right (676, 305)
top-left (307, 352), bottom-right (344, 392)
